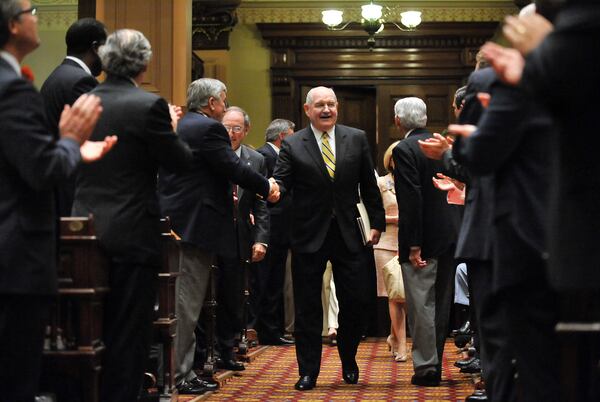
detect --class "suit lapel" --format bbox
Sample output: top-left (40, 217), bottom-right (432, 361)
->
top-left (301, 127), bottom-right (330, 181)
top-left (237, 146), bottom-right (252, 199)
top-left (333, 125), bottom-right (346, 182)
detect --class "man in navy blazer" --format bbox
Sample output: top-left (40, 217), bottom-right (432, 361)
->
top-left (255, 118), bottom-right (296, 345)
top-left (274, 86), bottom-right (385, 390)
top-left (158, 78), bottom-right (279, 394)
top-left (40, 18), bottom-right (107, 216)
top-left (0, 1), bottom-right (110, 400)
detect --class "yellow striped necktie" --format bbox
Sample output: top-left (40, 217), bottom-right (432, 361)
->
top-left (321, 132), bottom-right (335, 179)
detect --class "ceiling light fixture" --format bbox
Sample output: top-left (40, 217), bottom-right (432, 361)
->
top-left (321, 1), bottom-right (422, 49)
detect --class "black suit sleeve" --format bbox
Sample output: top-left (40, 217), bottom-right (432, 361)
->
top-left (0, 79), bottom-right (80, 191)
top-left (358, 133), bottom-right (385, 232)
top-left (251, 154), bottom-right (270, 245)
top-left (68, 75), bottom-right (98, 105)
top-left (393, 143), bottom-right (423, 248)
top-left (201, 123), bottom-right (270, 199)
top-left (272, 139), bottom-right (294, 197)
top-left (441, 149), bottom-right (471, 184)
top-left (143, 97), bottom-right (192, 173)
top-left (453, 82), bottom-right (527, 175)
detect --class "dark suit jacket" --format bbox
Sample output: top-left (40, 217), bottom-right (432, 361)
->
top-left (393, 128), bottom-right (460, 262)
top-left (454, 72), bottom-right (556, 289)
top-left (235, 145), bottom-right (269, 261)
top-left (0, 58), bottom-right (81, 295)
top-left (273, 124), bottom-right (385, 254)
top-left (40, 58), bottom-right (98, 217)
top-left (451, 67), bottom-right (497, 262)
top-left (41, 58), bottom-right (98, 139)
top-left (72, 75), bottom-right (192, 266)
top-left (520, 4), bottom-right (600, 290)
top-left (158, 112), bottom-right (270, 256)
top-left (257, 142), bottom-right (292, 246)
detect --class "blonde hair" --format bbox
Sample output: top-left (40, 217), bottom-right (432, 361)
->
top-left (383, 140), bottom-right (400, 173)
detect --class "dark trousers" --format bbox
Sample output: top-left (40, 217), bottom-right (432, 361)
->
top-left (291, 219), bottom-right (371, 378)
top-left (433, 247), bottom-right (457, 374)
top-left (256, 243), bottom-right (288, 341)
top-left (468, 260), bottom-right (516, 402)
top-left (0, 295), bottom-right (50, 402)
top-left (99, 263), bottom-right (159, 402)
top-left (215, 253), bottom-right (244, 359)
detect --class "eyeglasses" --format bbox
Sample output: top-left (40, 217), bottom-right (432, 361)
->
top-left (14, 7), bottom-right (37, 18)
top-left (224, 125), bottom-right (244, 134)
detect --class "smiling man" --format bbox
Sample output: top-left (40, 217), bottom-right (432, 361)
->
top-left (273, 86), bottom-right (384, 391)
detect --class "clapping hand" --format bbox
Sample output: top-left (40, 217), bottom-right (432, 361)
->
top-left (168, 103), bottom-right (183, 132)
top-left (447, 124), bottom-right (477, 138)
top-left (503, 14), bottom-right (553, 56)
top-left (481, 42), bottom-right (525, 85)
top-left (418, 133), bottom-right (451, 160)
top-left (267, 177), bottom-right (280, 203)
top-left (80, 135), bottom-right (118, 163)
top-left (59, 94), bottom-right (103, 144)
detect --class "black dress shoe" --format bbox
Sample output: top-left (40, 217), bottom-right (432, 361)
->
top-left (177, 380), bottom-right (207, 395)
top-left (454, 356), bottom-right (476, 368)
top-left (465, 389), bottom-right (488, 401)
top-left (411, 371), bottom-right (440, 387)
top-left (342, 370), bottom-right (359, 384)
top-left (460, 358), bottom-right (481, 374)
top-left (294, 375), bottom-right (317, 391)
top-left (189, 376), bottom-right (218, 391)
top-left (216, 357), bottom-right (245, 371)
top-left (262, 336), bottom-right (295, 346)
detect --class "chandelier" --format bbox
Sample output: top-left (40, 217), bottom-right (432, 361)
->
top-left (321, 2), bottom-right (422, 49)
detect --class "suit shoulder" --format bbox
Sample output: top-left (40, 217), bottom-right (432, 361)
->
top-left (244, 146), bottom-right (264, 161)
top-left (337, 124), bottom-right (366, 136)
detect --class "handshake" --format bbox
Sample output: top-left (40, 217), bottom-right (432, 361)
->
top-left (267, 178), bottom-right (280, 203)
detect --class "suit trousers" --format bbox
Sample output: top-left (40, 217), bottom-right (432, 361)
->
top-left (401, 248), bottom-right (455, 376)
top-left (99, 262), bottom-right (159, 402)
top-left (256, 243), bottom-right (288, 341)
top-left (0, 295), bottom-right (50, 402)
top-left (468, 260), bottom-right (516, 402)
top-left (216, 253), bottom-right (245, 359)
top-left (174, 243), bottom-right (212, 384)
top-left (291, 219), bottom-right (371, 378)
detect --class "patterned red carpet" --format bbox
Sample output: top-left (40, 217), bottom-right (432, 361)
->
top-left (186, 339), bottom-right (474, 401)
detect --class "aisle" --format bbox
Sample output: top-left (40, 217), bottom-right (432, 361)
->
top-left (193, 339), bottom-right (473, 401)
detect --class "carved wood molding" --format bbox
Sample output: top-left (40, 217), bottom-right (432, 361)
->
top-left (192, 0), bottom-right (241, 50)
top-left (37, 5), bottom-right (78, 30)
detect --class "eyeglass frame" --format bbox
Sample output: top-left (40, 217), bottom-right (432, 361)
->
top-left (224, 125), bottom-right (245, 134)
top-left (13, 7), bottom-right (37, 19)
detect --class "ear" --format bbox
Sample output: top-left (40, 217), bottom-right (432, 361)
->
top-left (303, 103), bottom-right (310, 117)
top-left (8, 18), bottom-right (19, 36)
top-left (394, 115), bottom-right (400, 126)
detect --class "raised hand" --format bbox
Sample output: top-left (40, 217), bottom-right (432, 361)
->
top-left (59, 94), bottom-right (103, 144)
top-left (168, 104), bottom-right (183, 132)
top-left (481, 42), bottom-right (525, 86)
top-left (504, 14), bottom-right (553, 56)
top-left (80, 135), bottom-right (118, 163)
top-left (418, 133), bottom-right (451, 160)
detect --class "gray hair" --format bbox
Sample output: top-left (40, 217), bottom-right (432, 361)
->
top-left (305, 86), bottom-right (337, 105)
top-left (0, 0), bottom-right (23, 48)
top-left (99, 29), bottom-right (152, 78)
top-left (265, 119), bottom-right (295, 142)
top-left (186, 78), bottom-right (227, 111)
top-left (224, 106), bottom-right (250, 127)
top-left (394, 97), bottom-right (427, 130)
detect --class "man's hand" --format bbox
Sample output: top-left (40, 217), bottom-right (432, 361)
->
top-left (368, 229), bottom-right (381, 246)
top-left (477, 92), bottom-right (491, 109)
top-left (267, 177), bottom-right (280, 203)
top-left (409, 247), bottom-right (428, 269)
top-left (504, 14), bottom-right (553, 56)
top-left (481, 42), bottom-right (525, 86)
top-left (80, 135), bottom-right (118, 163)
top-left (59, 94), bottom-right (102, 144)
top-left (251, 243), bottom-right (267, 262)
top-left (169, 104), bottom-right (183, 132)
top-left (418, 133), bottom-right (450, 160)
top-left (447, 124), bottom-right (477, 138)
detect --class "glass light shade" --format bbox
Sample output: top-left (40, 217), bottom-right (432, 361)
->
top-left (400, 11), bottom-right (422, 29)
top-left (322, 9), bottom-right (344, 27)
top-left (361, 3), bottom-right (383, 21)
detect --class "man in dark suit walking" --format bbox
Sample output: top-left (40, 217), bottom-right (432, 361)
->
top-left (158, 79), bottom-right (279, 394)
top-left (40, 17), bottom-right (107, 216)
top-left (255, 118), bottom-right (296, 345)
top-left (0, 2), bottom-right (111, 400)
top-left (392, 97), bottom-right (459, 387)
top-left (274, 86), bottom-right (385, 390)
top-left (71, 29), bottom-right (193, 402)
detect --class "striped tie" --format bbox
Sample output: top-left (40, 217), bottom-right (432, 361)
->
top-left (321, 132), bottom-right (335, 179)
